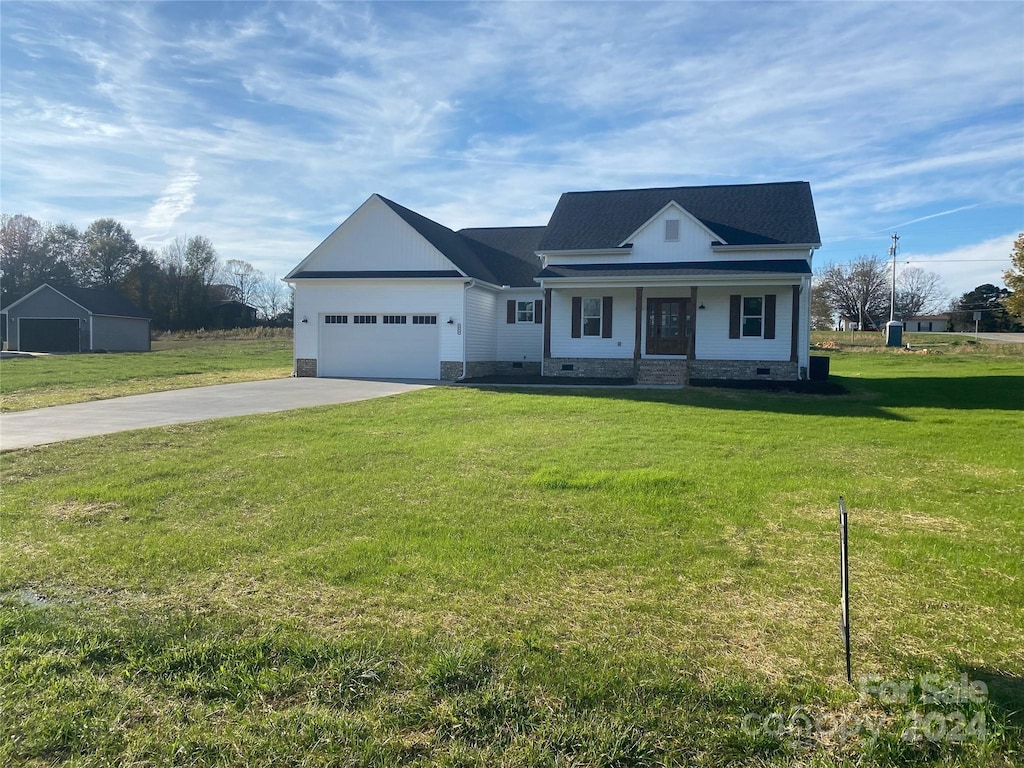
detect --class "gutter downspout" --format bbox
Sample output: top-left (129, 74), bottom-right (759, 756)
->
top-left (537, 278), bottom-right (545, 377)
top-left (461, 280), bottom-right (476, 380)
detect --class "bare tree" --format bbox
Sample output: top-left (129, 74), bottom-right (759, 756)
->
top-left (810, 280), bottom-right (835, 330)
top-left (816, 256), bottom-right (890, 329)
top-left (221, 259), bottom-right (263, 306)
top-left (253, 272), bottom-right (287, 321)
top-left (895, 267), bottom-right (946, 319)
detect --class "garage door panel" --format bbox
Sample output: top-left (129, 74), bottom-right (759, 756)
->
top-left (20, 319), bottom-right (80, 353)
top-left (319, 314), bottom-right (439, 378)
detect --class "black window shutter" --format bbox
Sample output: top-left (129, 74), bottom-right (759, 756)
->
top-left (571, 297), bottom-right (582, 338)
top-left (534, 299), bottom-right (543, 324)
top-left (602, 296), bottom-right (613, 338)
top-left (506, 300), bottom-right (516, 324)
top-left (729, 295), bottom-right (741, 339)
top-left (764, 294), bottom-right (777, 339)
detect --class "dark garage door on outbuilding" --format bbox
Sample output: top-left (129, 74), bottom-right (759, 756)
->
top-left (19, 318), bottom-right (80, 353)
top-left (1, 283), bottom-right (151, 353)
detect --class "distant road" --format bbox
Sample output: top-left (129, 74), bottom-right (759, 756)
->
top-left (953, 332), bottom-right (1024, 344)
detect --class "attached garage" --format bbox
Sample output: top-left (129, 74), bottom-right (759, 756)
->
top-left (318, 313), bottom-right (439, 379)
top-left (19, 318), bottom-right (81, 353)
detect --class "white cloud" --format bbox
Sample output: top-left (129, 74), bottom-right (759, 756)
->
top-left (0, 0), bottom-right (1021, 283)
top-left (902, 233), bottom-right (1018, 299)
top-left (143, 160), bottom-right (201, 234)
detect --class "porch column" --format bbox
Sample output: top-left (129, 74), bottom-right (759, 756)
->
top-left (790, 284), bottom-right (800, 362)
top-left (543, 287), bottom-right (552, 360)
top-left (634, 287), bottom-right (643, 360)
top-left (689, 286), bottom-right (698, 359)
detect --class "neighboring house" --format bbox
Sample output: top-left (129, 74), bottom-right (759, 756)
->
top-left (210, 300), bottom-right (258, 329)
top-left (840, 316), bottom-right (882, 332)
top-left (903, 314), bottom-right (949, 332)
top-left (286, 182), bottom-right (821, 384)
top-left (1, 283), bottom-right (151, 353)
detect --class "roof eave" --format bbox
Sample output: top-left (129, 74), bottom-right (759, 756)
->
top-left (712, 243), bottom-right (820, 252)
top-left (538, 274), bottom-right (811, 289)
top-left (537, 247), bottom-right (633, 258)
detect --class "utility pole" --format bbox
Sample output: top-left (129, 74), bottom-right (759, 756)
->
top-left (889, 232), bottom-right (899, 322)
top-left (885, 233), bottom-right (902, 346)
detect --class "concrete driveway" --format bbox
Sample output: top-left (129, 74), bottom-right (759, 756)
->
top-left (0, 378), bottom-right (433, 450)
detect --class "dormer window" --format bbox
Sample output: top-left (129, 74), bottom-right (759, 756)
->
top-left (665, 219), bottom-right (680, 241)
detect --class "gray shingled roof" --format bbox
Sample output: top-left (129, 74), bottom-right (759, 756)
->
top-left (537, 259), bottom-right (813, 279)
top-left (457, 226), bottom-right (545, 287)
top-left (537, 182), bottom-right (820, 251)
top-left (50, 284), bottom-right (151, 318)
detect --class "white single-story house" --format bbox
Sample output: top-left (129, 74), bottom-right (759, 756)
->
top-left (286, 182), bottom-right (821, 384)
top-left (1, 283), bottom-right (151, 353)
top-left (903, 314), bottom-right (949, 333)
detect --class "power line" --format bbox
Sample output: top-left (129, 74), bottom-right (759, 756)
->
top-left (888, 233), bottom-right (899, 323)
top-left (903, 259), bottom-right (1006, 263)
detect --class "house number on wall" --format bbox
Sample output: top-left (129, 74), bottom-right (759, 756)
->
top-left (457, 323), bottom-right (462, 335)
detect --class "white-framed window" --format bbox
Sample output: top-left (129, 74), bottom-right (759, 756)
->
top-left (412, 315), bottom-right (437, 325)
top-left (742, 296), bottom-right (763, 337)
top-left (383, 315), bottom-right (407, 324)
top-left (583, 297), bottom-right (602, 336)
top-left (516, 300), bottom-right (534, 323)
top-left (665, 218), bottom-right (680, 241)
top-left (324, 315), bottom-right (347, 324)
top-left (353, 315), bottom-right (377, 324)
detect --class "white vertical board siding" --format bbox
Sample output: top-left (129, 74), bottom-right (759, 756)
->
top-left (623, 206), bottom-right (715, 264)
top-left (549, 288), bottom-right (634, 359)
top-left (496, 289), bottom-right (544, 361)
top-left (464, 285), bottom-right (498, 362)
top-left (298, 196), bottom-right (458, 273)
top-left (292, 279), bottom-right (466, 363)
top-left (694, 285), bottom-right (794, 361)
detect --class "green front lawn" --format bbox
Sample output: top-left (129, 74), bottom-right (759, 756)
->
top-left (0, 330), bottom-right (293, 411)
top-left (1, 348), bottom-right (1021, 765)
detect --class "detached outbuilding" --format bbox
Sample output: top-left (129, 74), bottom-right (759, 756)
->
top-left (1, 284), bottom-right (151, 353)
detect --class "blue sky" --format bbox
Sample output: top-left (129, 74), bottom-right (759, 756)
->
top-left (2, 1), bottom-right (1022, 298)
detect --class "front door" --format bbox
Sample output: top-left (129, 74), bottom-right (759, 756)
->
top-left (646, 298), bottom-right (687, 355)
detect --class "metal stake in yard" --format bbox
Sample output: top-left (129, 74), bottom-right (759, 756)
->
top-left (839, 496), bottom-right (852, 683)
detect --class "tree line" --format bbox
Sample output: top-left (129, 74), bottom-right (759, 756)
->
top-left (0, 213), bottom-right (291, 331)
top-left (812, 240), bottom-right (1024, 333)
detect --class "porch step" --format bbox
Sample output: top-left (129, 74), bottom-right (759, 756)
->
top-left (636, 359), bottom-right (687, 386)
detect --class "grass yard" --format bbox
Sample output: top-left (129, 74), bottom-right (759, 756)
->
top-left (1, 344), bottom-right (1022, 766)
top-left (0, 329), bottom-right (293, 412)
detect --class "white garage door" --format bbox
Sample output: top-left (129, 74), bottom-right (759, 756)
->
top-left (318, 313), bottom-right (440, 379)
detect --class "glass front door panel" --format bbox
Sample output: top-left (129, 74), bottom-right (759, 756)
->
top-left (646, 298), bottom-right (687, 355)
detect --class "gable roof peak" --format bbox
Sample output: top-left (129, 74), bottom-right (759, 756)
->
top-left (539, 181), bottom-right (820, 251)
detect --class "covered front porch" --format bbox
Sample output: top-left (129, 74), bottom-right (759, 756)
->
top-left (538, 279), bottom-right (808, 385)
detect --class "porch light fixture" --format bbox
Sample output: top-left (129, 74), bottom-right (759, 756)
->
top-left (301, 316), bottom-right (309, 323)
top-left (447, 317), bottom-right (455, 325)
top-left (698, 303), bottom-right (706, 310)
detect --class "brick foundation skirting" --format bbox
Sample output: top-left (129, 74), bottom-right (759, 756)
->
top-left (300, 356), bottom-right (797, 382)
top-left (543, 358), bottom-right (636, 378)
top-left (495, 361), bottom-right (542, 377)
top-left (689, 360), bottom-right (799, 381)
top-left (636, 359), bottom-right (687, 385)
top-left (464, 361), bottom-right (497, 378)
top-left (440, 361), bottom-right (463, 381)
